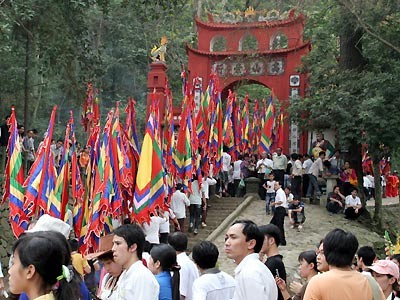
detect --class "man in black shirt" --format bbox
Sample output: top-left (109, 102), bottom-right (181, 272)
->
top-left (259, 224), bottom-right (287, 300)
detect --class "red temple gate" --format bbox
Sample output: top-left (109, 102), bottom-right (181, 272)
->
top-left (186, 9), bottom-right (310, 154)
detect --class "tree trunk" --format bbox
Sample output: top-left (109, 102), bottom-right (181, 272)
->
top-left (348, 141), bottom-right (365, 204)
top-left (372, 155), bottom-right (382, 229)
top-left (338, 5), bottom-right (366, 70)
top-left (24, 28), bottom-right (32, 129)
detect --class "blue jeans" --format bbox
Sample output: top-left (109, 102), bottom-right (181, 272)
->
top-left (306, 174), bottom-right (321, 198)
top-left (266, 192), bottom-right (276, 213)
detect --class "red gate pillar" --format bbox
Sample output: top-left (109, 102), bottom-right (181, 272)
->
top-left (146, 61), bottom-right (168, 122)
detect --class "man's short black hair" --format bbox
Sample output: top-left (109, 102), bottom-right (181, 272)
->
top-left (258, 224), bottom-right (281, 246)
top-left (232, 219), bottom-right (264, 253)
top-left (113, 224), bottom-right (145, 259)
top-left (167, 232), bottom-right (188, 252)
top-left (324, 228), bottom-right (358, 268)
top-left (176, 183), bottom-right (184, 191)
top-left (319, 151), bottom-right (326, 157)
top-left (192, 241), bottom-right (219, 269)
top-left (291, 153), bottom-right (299, 160)
top-left (357, 246), bottom-right (376, 266)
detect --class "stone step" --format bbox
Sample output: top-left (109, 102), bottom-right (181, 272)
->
top-left (185, 196), bottom-right (243, 251)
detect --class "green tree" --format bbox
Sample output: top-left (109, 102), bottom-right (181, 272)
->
top-left (290, 0), bottom-right (400, 228)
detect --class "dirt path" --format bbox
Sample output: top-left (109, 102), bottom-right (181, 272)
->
top-left (212, 197), bottom-right (395, 282)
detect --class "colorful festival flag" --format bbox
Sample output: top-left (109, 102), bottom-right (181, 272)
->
top-left (24, 106), bottom-right (57, 217)
top-left (133, 113), bottom-right (166, 223)
top-left (241, 95), bottom-right (250, 153)
top-left (259, 96), bottom-right (275, 154)
top-left (2, 107), bottom-right (29, 237)
top-left (81, 83), bottom-right (100, 132)
top-left (223, 90), bottom-right (235, 159)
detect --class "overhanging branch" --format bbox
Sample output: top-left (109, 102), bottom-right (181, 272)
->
top-left (338, 0), bottom-right (400, 54)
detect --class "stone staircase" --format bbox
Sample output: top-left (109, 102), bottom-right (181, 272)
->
top-left (185, 195), bottom-right (244, 252)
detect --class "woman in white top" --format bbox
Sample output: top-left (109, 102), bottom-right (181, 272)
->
top-left (189, 177), bottom-right (203, 235)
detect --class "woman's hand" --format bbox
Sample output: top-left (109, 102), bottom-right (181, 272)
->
top-left (290, 281), bottom-right (303, 294)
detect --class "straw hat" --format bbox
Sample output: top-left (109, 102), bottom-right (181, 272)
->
top-left (86, 234), bottom-right (114, 260)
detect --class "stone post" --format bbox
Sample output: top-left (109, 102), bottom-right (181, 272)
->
top-left (244, 177), bottom-right (261, 199)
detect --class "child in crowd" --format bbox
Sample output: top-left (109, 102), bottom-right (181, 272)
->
top-left (288, 196), bottom-right (306, 230)
top-left (263, 173), bottom-right (276, 215)
top-left (285, 186), bottom-right (294, 204)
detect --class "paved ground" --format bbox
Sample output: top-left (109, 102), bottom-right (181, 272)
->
top-left (211, 196), bottom-right (398, 283)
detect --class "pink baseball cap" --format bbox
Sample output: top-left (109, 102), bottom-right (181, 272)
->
top-left (367, 260), bottom-right (399, 280)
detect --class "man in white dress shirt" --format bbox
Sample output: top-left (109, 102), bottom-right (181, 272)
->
top-left (168, 232), bottom-right (199, 300)
top-left (170, 183), bottom-right (190, 232)
top-left (224, 220), bottom-right (278, 300)
top-left (192, 240), bottom-right (235, 300)
top-left (112, 224), bottom-right (159, 300)
top-left (270, 181), bottom-right (288, 246)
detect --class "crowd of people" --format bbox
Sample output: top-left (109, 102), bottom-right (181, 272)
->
top-left (1, 213), bottom-right (399, 300)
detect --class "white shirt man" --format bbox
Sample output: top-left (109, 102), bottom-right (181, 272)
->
top-left (257, 153), bottom-right (273, 175)
top-left (177, 251), bottom-right (200, 300)
top-left (345, 193), bottom-right (361, 207)
top-left (142, 215), bottom-right (166, 244)
top-left (308, 156), bottom-right (324, 177)
top-left (192, 270), bottom-right (235, 300)
top-left (302, 156), bottom-right (313, 174)
top-left (201, 176), bottom-right (217, 200)
top-left (225, 220), bottom-right (277, 300)
top-left (222, 152), bottom-right (232, 172)
top-left (170, 188), bottom-right (190, 219)
top-left (189, 180), bottom-right (202, 205)
top-left (159, 208), bottom-right (176, 236)
top-left (291, 158), bottom-right (303, 176)
top-left (192, 240), bottom-right (235, 300)
top-left (113, 224), bottom-right (159, 300)
top-left (275, 184), bottom-right (288, 209)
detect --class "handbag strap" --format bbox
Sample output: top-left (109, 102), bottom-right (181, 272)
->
top-left (366, 274), bottom-right (382, 300)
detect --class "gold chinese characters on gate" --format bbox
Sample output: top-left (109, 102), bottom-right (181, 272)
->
top-left (210, 7), bottom-right (290, 24)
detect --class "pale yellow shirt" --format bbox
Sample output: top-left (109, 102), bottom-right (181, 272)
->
top-left (34, 293), bottom-right (55, 300)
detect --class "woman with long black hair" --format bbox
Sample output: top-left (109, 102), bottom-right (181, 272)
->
top-left (9, 231), bottom-right (81, 300)
top-left (148, 244), bottom-right (180, 300)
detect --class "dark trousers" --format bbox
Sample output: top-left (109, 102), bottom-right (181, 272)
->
top-left (326, 201), bottom-right (343, 214)
top-left (289, 208), bottom-right (305, 224)
top-left (159, 232), bottom-right (169, 244)
top-left (302, 174), bottom-right (309, 197)
top-left (258, 174), bottom-right (266, 199)
top-left (270, 206), bottom-right (287, 245)
top-left (201, 201), bottom-right (207, 224)
top-left (291, 176), bottom-right (302, 198)
top-left (345, 207), bottom-right (364, 220)
top-left (176, 218), bottom-right (186, 232)
top-left (273, 169), bottom-right (285, 187)
top-left (189, 204), bottom-right (201, 230)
